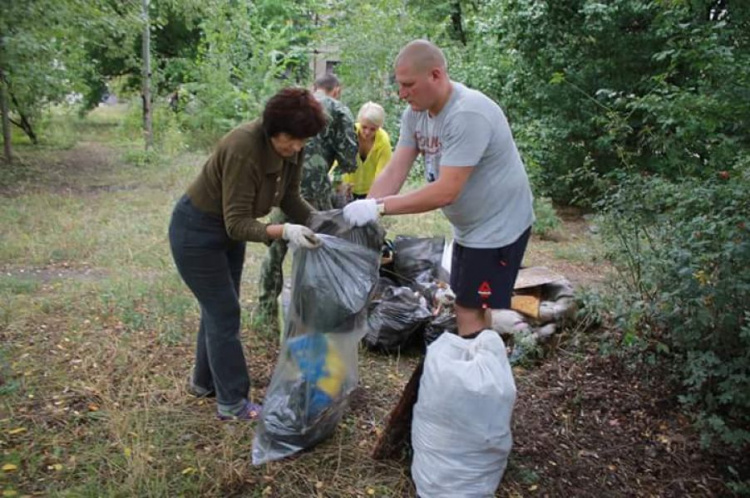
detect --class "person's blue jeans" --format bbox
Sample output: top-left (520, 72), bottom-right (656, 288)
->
top-left (168, 195), bottom-right (249, 409)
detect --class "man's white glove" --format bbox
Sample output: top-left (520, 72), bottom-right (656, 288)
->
top-left (282, 223), bottom-right (321, 249)
top-left (343, 199), bottom-right (381, 227)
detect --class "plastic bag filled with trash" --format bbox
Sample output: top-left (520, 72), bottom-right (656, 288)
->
top-left (423, 311), bottom-right (458, 347)
top-left (412, 331), bottom-right (516, 497)
top-left (308, 209), bottom-right (385, 254)
top-left (390, 236), bottom-right (444, 290)
top-left (252, 235), bottom-right (380, 465)
top-left (364, 279), bottom-right (432, 352)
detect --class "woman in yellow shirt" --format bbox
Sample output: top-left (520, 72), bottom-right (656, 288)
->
top-left (342, 102), bottom-right (392, 199)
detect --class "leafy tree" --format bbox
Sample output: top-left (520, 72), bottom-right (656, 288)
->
top-left (0, 0), bottom-right (105, 144)
top-left (177, 0), bottom-right (322, 146)
top-left (80, 0), bottom-right (204, 112)
top-left (0, 0), bottom-right (173, 146)
top-left (318, 0), bottom-right (424, 134)
top-left (449, 0), bottom-right (750, 205)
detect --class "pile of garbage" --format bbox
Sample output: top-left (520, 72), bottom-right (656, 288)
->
top-left (363, 236), bottom-right (577, 361)
top-left (278, 232), bottom-right (577, 360)
top-left (259, 219), bottom-right (577, 464)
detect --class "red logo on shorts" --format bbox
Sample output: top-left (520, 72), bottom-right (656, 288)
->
top-left (478, 281), bottom-right (492, 299)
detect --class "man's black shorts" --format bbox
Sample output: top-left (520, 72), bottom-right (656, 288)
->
top-left (450, 227), bottom-right (531, 310)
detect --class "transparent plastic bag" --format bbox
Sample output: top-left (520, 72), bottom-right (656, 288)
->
top-left (252, 235), bottom-right (380, 464)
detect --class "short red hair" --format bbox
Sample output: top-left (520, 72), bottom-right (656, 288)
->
top-left (262, 87), bottom-right (327, 139)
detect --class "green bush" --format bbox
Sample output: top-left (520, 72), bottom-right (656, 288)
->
top-left (598, 168), bottom-right (750, 449)
top-left (532, 196), bottom-right (562, 240)
top-left (450, 0), bottom-right (750, 206)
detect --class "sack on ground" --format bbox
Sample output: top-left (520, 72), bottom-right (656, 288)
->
top-left (252, 235), bottom-right (379, 464)
top-left (423, 312), bottom-right (457, 347)
top-left (364, 284), bottom-right (432, 352)
top-left (412, 330), bottom-right (516, 497)
top-left (392, 236), bottom-right (444, 289)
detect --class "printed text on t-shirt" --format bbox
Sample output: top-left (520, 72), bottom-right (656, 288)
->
top-left (416, 131), bottom-right (441, 182)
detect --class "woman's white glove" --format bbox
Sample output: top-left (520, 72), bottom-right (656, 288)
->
top-left (282, 223), bottom-right (321, 249)
top-left (343, 199), bottom-right (380, 227)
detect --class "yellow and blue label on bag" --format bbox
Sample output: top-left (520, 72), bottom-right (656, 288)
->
top-left (286, 333), bottom-right (347, 417)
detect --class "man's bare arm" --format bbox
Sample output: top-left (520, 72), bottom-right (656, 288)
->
top-left (379, 165), bottom-right (473, 215)
top-left (367, 146), bottom-right (419, 198)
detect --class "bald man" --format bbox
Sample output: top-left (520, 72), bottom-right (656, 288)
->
top-left (343, 39), bottom-right (535, 338)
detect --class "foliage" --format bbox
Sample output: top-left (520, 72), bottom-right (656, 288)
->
top-left (318, 0), bottom-right (421, 136)
top-left (120, 98), bottom-right (186, 155)
top-left (531, 196), bottom-right (562, 240)
top-left (449, 0), bottom-right (750, 205)
top-left (0, 0), bottom-right (115, 143)
top-left (598, 168), bottom-right (750, 449)
top-left (175, 0), bottom-right (321, 147)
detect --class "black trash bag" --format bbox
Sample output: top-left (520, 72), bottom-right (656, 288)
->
top-left (364, 285), bottom-right (432, 352)
top-left (253, 235), bottom-right (380, 465)
top-left (257, 377), bottom-right (347, 457)
top-left (379, 238), bottom-right (396, 278)
top-left (373, 276), bottom-right (399, 296)
top-left (289, 234), bottom-right (380, 334)
top-left (391, 236), bottom-right (445, 290)
top-left (308, 209), bottom-right (385, 253)
top-left (424, 312), bottom-right (458, 347)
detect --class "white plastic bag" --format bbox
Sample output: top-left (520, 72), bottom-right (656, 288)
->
top-left (412, 330), bottom-right (516, 497)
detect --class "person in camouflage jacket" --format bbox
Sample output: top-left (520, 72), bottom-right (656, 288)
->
top-left (258, 74), bottom-right (358, 321)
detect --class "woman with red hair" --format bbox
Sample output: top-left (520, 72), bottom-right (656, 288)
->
top-left (169, 88), bottom-right (327, 420)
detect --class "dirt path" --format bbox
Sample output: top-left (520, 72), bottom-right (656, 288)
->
top-left (0, 141), bottom-right (124, 196)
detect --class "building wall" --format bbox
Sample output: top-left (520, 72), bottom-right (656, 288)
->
top-left (311, 45), bottom-right (340, 80)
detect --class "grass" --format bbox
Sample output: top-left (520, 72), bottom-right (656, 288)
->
top-left (0, 105), bottom-right (606, 497)
top-left (0, 107), bottom-right (430, 497)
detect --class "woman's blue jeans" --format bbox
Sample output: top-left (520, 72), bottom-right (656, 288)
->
top-left (168, 195), bottom-right (249, 407)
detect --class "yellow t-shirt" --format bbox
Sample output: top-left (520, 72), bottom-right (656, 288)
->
top-left (342, 123), bottom-right (392, 196)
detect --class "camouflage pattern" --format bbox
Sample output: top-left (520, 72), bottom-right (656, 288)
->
top-left (299, 92), bottom-right (359, 209)
top-left (258, 92), bottom-right (358, 319)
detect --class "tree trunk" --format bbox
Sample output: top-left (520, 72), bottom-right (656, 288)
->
top-left (0, 68), bottom-right (11, 163)
top-left (450, 1), bottom-right (467, 46)
top-left (8, 90), bottom-right (37, 145)
top-left (141, 0), bottom-right (153, 150)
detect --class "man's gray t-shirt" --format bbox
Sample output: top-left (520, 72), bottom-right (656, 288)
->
top-left (398, 82), bottom-right (534, 248)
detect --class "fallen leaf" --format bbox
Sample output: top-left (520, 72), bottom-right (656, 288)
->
top-left (1, 464), bottom-right (17, 472)
top-left (3, 490), bottom-right (18, 497)
top-left (124, 447), bottom-right (132, 458)
top-left (181, 467), bottom-right (196, 475)
top-left (578, 449), bottom-right (600, 459)
top-left (7, 428), bottom-right (26, 435)
top-left (88, 404), bottom-right (99, 412)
